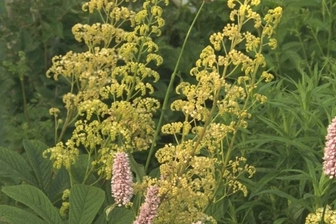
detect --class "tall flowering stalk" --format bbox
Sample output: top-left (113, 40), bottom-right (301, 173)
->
top-left (305, 116), bottom-right (336, 224)
top-left (323, 116), bottom-right (336, 178)
top-left (111, 152), bottom-right (133, 206)
top-left (44, 0), bottom-right (167, 182)
top-left (148, 0), bottom-right (282, 223)
top-left (133, 185), bottom-right (160, 224)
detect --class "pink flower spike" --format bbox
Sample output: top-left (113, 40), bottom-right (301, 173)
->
top-left (323, 116), bottom-right (336, 178)
top-left (133, 185), bottom-right (160, 224)
top-left (111, 152), bottom-right (133, 206)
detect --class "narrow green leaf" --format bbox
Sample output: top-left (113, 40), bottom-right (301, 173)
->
top-left (0, 205), bottom-right (47, 224)
top-left (251, 189), bottom-right (310, 210)
top-left (249, 171), bottom-right (280, 199)
top-left (69, 184), bottom-right (105, 224)
top-left (205, 199), bottom-right (225, 221)
top-left (273, 217), bottom-right (288, 224)
top-left (0, 147), bottom-right (36, 185)
top-left (23, 139), bottom-right (52, 193)
top-left (283, 50), bottom-right (302, 69)
top-left (281, 41), bottom-right (302, 51)
top-left (2, 185), bottom-right (63, 224)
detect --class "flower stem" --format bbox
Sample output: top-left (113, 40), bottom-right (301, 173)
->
top-left (320, 180), bottom-right (332, 224)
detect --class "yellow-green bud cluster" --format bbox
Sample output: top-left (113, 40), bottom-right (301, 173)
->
top-left (149, 0), bottom-right (282, 223)
top-left (45, 0), bottom-right (167, 180)
top-left (306, 206), bottom-right (336, 224)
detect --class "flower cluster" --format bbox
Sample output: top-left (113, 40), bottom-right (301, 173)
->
top-left (45, 0), bottom-right (167, 179)
top-left (133, 185), bottom-right (160, 224)
top-left (111, 152), bottom-right (133, 206)
top-left (223, 157), bottom-right (256, 197)
top-left (151, 0), bottom-right (282, 222)
top-left (323, 116), bottom-right (336, 178)
top-left (305, 206), bottom-right (336, 224)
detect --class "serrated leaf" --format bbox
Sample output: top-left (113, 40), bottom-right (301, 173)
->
top-left (2, 185), bottom-right (63, 224)
top-left (107, 207), bottom-right (134, 224)
top-left (0, 205), bottom-right (47, 224)
top-left (23, 139), bottom-right (52, 194)
top-left (48, 167), bottom-right (71, 203)
top-left (0, 147), bottom-right (36, 185)
top-left (69, 184), bottom-right (105, 224)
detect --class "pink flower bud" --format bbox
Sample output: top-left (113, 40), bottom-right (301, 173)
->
top-left (111, 152), bottom-right (133, 206)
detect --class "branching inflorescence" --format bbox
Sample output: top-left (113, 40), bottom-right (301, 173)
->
top-left (44, 0), bottom-right (167, 180)
top-left (150, 1), bottom-right (282, 223)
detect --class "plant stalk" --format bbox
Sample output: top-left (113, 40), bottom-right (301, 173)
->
top-left (145, 1), bottom-right (206, 172)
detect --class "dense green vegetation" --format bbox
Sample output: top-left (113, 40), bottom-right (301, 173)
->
top-left (1, 0), bottom-right (336, 223)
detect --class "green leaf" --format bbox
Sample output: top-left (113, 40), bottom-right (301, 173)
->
top-left (72, 154), bottom-right (96, 184)
top-left (0, 147), bottom-right (36, 185)
top-left (69, 184), bottom-right (105, 224)
top-left (281, 50), bottom-right (302, 69)
top-left (0, 205), bottom-right (47, 224)
top-left (2, 185), bottom-right (63, 224)
top-left (23, 139), bottom-right (52, 193)
top-left (281, 42), bottom-right (302, 51)
top-left (107, 207), bottom-right (134, 224)
top-left (273, 217), bottom-right (288, 224)
top-left (94, 212), bottom-right (109, 224)
top-left (249, 171), bottom-right (281, 200)
top-left (251, 189), bottom-right (310, 210)
top-left (129, 155), bottom-right (146, 182)
top-left (48, 167), bottom-right (71, 203)
top-left (205, 199), bottom-right (225, 221)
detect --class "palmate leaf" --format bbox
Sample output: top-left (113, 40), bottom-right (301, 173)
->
top-left (69, 184), bottom-right (105, 224)
top-left (23, 139), bottom-right (52, 194)
top-left (0, 147), bottom-right (36, 185)
top-left (2, 185), bottom-right (63, 224)
top-left (0, 205), bottom-right (47, 224)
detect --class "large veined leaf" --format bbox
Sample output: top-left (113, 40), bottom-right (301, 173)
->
top-left (0, 205), bottom-right (47, 224)
top-left (0, 147), bottom-right (36, 185)
top-left (23, 139), bottom-right (52, 194)
top-left (68, 184), bottom-right (105, 224)
top-left (2, 185), bottom-right (63, 224)
top-left (106, 207), bottom-right (134, 224)
top-left (71, 154), bottom-right (97, 184)
top-left (48, 167), bottom-right (70, 203)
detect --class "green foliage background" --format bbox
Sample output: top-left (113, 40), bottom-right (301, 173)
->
top-left (1, 0), bottom-right (336, 223)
